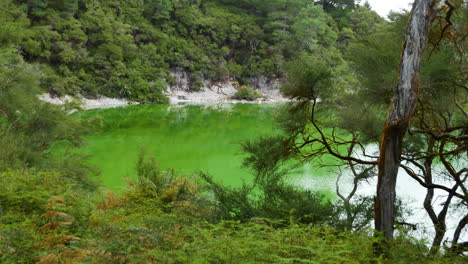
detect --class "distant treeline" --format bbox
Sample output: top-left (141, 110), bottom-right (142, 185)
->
top-left (1, 0), bottom-right (383, 102)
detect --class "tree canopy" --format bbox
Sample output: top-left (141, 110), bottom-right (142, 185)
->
top-left (0, 0), bottom-right (379, 102)
top-left (0, 0), bottom-right (467, 262)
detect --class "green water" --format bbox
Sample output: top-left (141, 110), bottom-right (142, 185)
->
top-left (76, 104), bottom-right (277, 190)
top-left (76, 104), bottom-right (338, 193)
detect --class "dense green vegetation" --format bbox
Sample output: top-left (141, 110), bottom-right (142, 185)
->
top-left (231, 85), bottom-right (261, 100)
top-left (2, 161), bottom-right (464, 263)
top-left (1, 0), bottom-right (381, 102)
top-left (1, 0), bottom-right (467, 262)
top-left (250, 0), bottom-right (468, 255)
top-left (0, 49), bottom-right (97, 189)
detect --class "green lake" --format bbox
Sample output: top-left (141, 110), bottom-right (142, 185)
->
top-left (75, 104), bottom-right (337, 193)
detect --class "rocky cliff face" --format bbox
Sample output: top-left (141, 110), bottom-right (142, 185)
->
top-left (166, 70), bottom-right (286, 104)
top-left (248, 76), bottom-right (283, 99)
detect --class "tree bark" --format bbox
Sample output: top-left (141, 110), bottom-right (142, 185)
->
top-left (452, 214), bottom-right (468, 245)
top-left (375, 0), bottom-right (436, 241)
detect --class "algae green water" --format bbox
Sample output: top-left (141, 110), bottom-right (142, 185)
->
top-left (75, 104), bottom-right (337, 193)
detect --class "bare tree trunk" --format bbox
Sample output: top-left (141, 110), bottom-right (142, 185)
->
top-left (421, 140), bottom-right (445, 254)
top-left (453, 214), bottom-right (468, 245)
top-left (428, 184), bottom-right (458, 255)
top-left (375, 0), bottom-right (436, 241)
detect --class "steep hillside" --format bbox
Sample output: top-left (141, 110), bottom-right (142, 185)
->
top-left (1, 0), bottom-right (382, 103)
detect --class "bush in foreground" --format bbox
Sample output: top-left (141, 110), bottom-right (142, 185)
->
top-left (1, 163), bottom-right (466, 263)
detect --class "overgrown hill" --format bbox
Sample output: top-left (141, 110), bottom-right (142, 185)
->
top-left (1, 0), bottom-right (382, 103)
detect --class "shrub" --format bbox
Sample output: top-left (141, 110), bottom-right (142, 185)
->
top-left (232, 85), bottom-right (262, 101)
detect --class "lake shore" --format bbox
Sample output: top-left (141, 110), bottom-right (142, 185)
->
top-left (166, 83), bottom-right (289, 105)
top-left (40, 84), bottom-right (288, 109)
top-left (39, 93), bottom-right (136, 110)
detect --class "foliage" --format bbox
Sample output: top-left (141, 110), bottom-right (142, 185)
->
top-left (257, 0), bottom-right (468, 253)
top-left (0, 48), bottom-right (97, 189)
top-left (0, 0), bottom-right (371, 102)
top-left (1, 0), bottom-right (466, 262)
top-left (231, 85), bottom-right (261, 101)
top-left (1, 164), bottom-right (466, 263)
top-left (0, 169), bottom-right (95, 263)
top-left (198, 134), bottom-right (342, 226)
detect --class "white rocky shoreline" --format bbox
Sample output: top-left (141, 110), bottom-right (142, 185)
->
top-left (40, 74), bottom-right (288, 109)
top-left (39, 93), bottom-right (136, 110)
top-left (39, 89), bottom-right (288, 110)
top-left (166, 78), bottom-right (288, 105)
